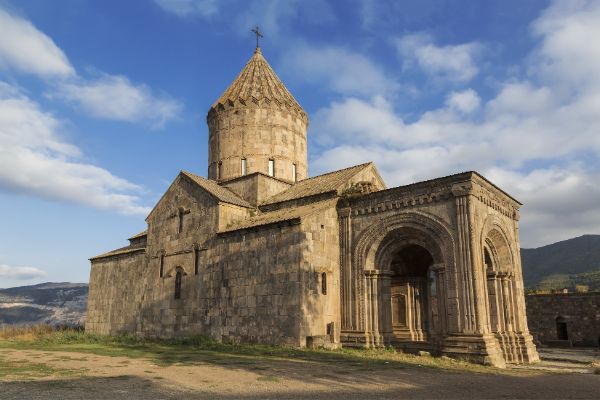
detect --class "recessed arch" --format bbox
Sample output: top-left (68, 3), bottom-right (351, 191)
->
top-left (354, 211), bottom-right (456, 274)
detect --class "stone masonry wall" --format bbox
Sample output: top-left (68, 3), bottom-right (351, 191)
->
top-left (208, 106), bottom-right (308, 182)
top-left (526, 293), bottom-right (600, 347)
top-left (299, 205), bottom-right (341, 347)
top-left (203, 222), bottom-right (308, 345)
top-left (86, 251), bottom-right (146, 335)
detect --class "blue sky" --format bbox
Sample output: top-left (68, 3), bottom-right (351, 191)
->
top-left (1, 0), bottom-right (600, 288)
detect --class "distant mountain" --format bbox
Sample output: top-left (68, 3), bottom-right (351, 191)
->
top-left (0, 282), bottom-right (88, 326)
top-left (521, 234), bottom-right (600, 291)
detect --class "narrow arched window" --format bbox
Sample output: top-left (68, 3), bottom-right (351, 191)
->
top-left (178, 208), bottom-right (184, 233)
top-left (292, 163), bottom-right (297, 182)
top-left (159, 253), bottom-right (164, 278)
top-left (217, 161), bottom-right (222, 180)
top-left (321, 272), bottom-right (327, 295)
top-left (174, 268), bottom-right (182, 299)
top-left (241, 158), bottom-right (247, 176)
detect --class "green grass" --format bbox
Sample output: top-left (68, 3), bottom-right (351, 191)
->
top-left (0, 355), bottom-right (86, 380)
top-left (0, 326), bottom-right (504, 375)
top-left (256, 375), bottom-right (279, 382)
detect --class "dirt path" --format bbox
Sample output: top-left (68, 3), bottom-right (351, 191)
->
top-left (1, 348), bottom-right (599, 399)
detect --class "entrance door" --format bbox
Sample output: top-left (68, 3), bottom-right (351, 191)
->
top-left (389, 244), bottom-right (433, 342)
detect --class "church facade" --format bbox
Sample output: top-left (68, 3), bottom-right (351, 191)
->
top-left (86, 47), bottom-right (539, 367)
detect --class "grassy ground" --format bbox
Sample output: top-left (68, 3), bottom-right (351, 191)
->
top-left (0, 324), bottom-right (496, 374)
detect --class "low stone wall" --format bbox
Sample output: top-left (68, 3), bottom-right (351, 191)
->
top-left (525, 292), bottom-right (600, 347)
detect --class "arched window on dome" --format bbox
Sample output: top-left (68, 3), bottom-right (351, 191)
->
top-left (268, 159), bottom-right (274, 177)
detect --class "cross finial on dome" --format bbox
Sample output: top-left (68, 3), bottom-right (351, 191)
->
top-left (251, 26), bottom-right (263, 51)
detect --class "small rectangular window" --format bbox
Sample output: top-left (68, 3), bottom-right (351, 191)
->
top-left (241, 158), bottom-right (247, 176)
top-left (268, 159), bottom-right (274, 176)
top-left (292, 163), bottom-right (297, 182)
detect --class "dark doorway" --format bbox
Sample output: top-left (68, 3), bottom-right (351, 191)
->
top-left (389, 244), bottom-right (434, 341)
top-left (556, 317), bottom-right (568, 340)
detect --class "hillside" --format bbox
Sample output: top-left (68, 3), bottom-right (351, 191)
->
top-left (521, 234), bottom-right (600, 291)
top-left (0, 282), bottom-right (88, 326)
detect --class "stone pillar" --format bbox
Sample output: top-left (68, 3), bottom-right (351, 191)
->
top-left (509, 216), bottom-right (540, 363)
top-left (365, 270), bottom-right (383, 347)
top-left (444, 183), bottom-right (506, 368)
top-left (338, 207), bottom-right (354, 331)
top-left (432, 263), bottom-right (447, 336)
top-left (379, 271), bottom-right (394, 345)
top-left (452, 183), bottom-right (478, 333)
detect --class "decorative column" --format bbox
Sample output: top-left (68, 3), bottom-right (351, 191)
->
top-left (443, 182), bottom-right (506, 368)
top-left (451, 183), bottom-right (478, 333)
top-left (364, 270), bottom-right (383, 347)
top-left (509, 212), bottom-right (540, 363)
top-left (431, 263), bottom-right (447, 336)
top-left (338, 207), bottom-right (355, 331)
top-left (379, 271), bottom-right (394, 345)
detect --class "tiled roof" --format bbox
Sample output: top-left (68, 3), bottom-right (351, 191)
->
top-left (261, 163), bottom-right (373, 205)
top-left (220, 199), bottom-right (336, 233)
top-left (90, 245), bottom-right (145, 261)
top-left (210, 48), bottom-right (306, 118)
top-left (181, 171), bottom-right (252, 208)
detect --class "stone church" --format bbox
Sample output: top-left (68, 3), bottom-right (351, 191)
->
top-left (86, 46), bottom-right (539, 367)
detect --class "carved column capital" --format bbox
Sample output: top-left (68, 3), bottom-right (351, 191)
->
top-left (512, 209), bottom-right (521, 221)
top-left (338, 207), bottom-right (352, 218)
top-left (431, 263), bottom-right (445, 272)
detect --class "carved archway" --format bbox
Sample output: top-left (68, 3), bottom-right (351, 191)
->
top-left (351, 211), bottom-right (456, 347)
top-left (480, 218), bottom-right (521, 362)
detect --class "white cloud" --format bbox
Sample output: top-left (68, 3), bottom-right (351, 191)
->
top-left (395, 33), bottom-right (481, 83)
top-left (0, 264), bottom-right (47, 280)
top-left (0, 82), bottom-right (150, 215)
top-left (311, 1), bottom-right (600, 247)
top-left (0, 6), bottom-right (181, 127)
top-left (0, 8), bottom-right (74, 78)
top-left (53, 75), bottom-right (182, 128)
top-left (446, 89), bottom-right (480, 114)
top-left (154, 0), bottom-right (218, 18)
top-left (281, 43), bottom-right (398, 97)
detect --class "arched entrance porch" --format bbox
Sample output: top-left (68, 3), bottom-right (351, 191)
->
top-left (373, 227), bottom-right (449, 352)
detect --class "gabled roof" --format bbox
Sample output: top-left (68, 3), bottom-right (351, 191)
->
top-left (128, 230), bottom-right (147, 240)
top-left (219, 199), bottom-right (336, 233)
top-left (90, 245), bottom-right (145, 261)
top-left (261, 162), bottom-right (383, 205)
top-left (209, 48), bottom-right (306, 119)
top-left (181, 171), bottom-right (252, 208)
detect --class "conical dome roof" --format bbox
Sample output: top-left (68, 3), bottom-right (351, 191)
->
top-left (210, 48), bottom-right (306, 119)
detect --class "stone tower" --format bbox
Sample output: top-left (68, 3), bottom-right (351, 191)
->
top-left (207, 47), bottom-right (308, 183)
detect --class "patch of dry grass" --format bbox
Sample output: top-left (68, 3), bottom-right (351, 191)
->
top-left (0, 324), bottom-right (54, 341)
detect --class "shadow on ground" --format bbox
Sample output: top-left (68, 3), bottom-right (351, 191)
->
top-left (1, 368), bottom-right (600, 399)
